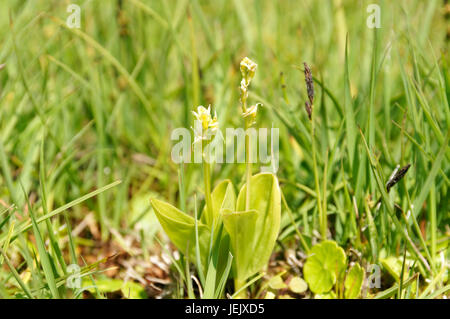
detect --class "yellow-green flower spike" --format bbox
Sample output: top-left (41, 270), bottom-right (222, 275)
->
top-left (192, 105), bottom-right (219, 144)
top-left (240, 57), bottom-right (257, 85)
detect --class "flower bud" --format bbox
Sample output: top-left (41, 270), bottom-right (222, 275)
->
top-left (192, 105), bottom-right (219, 144)
top-left (240, 57), bottom-right (257, 86)
top-left (243, 103), bottom-right (261, 126)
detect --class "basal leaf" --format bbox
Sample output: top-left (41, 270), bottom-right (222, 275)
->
top-left (268, 275), bottom-right (287, 290)
top-left (150, 199), bottom-right (211, 265)
top-left (201, 179), bottom-right (236, 229)
top-left (380, 256), bottom-right (413, 282)
top-left (304, 240), bottom-right (346, 294)
top-left (228, 172), bottom-right (281, 282)
top-left (203, 180), bottom-right (236, 283)
top-left (344, 263), bottom-right (364, 299)
top-left (288, 276), bottom-right (308, 294)
top-left (222, 209), bottom-right (258, 281)
top-left (314, 291), bottom-right (337, 299)
top-left (82, 278), bottom-right (148, 299)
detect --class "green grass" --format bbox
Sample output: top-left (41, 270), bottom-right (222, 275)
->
top-left (0, 0), bottom-right (448, 299)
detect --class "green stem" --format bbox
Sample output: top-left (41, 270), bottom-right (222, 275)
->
top-left (310, 118), bottom-right (326, 240)
top-left (429, 184), bottom-right (436, 265)
top-left (203, 153), bottom-right (214, 226)
top-left (178, 162), bottom-right (186, 212)
top-left (245, 119), bottom-right (252, 211)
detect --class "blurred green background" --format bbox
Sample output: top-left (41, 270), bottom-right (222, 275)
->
top-left (0, 0), bottom-right (448, 298)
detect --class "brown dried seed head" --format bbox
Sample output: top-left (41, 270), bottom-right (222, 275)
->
top-left (386, 163), bottom-right (411, 192)
top-left (303, 62), bottom-right (314, 104)
top-left (305, 100), bottom-right (312, 120)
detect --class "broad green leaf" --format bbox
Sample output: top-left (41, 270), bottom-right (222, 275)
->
top-left (303, 240), bottom-right (346, 294)
top-left (222, 209), bottom-right (258, 282)
top-left (380, 256), bottom-right (413, 282)
top-left (344, 263), bottom-right (364, 299)
top-left (264, 291), bottom-right (276, 299)
top-left (82, 278), bottom-right (147, 299)
top-left (150, 199), bottom-right (210, 265)
top-left (203, 257), bottom-right (218, 299)
top-left (121, 281), bottom-right (148, 299)
top-left (268, 275), bottom-right (287, 290)
top-left (83, 278), bottom-right (123, 293)
top-left (314, 291), bottom-right (336, 299)
top-left (201, 179), bottom-right (236, 229)
top-left (226, 173), bottom-right (281, 282)
top-left (204, 180), bottom-right (236, 284)
top-left (288, 276), bottom-right (308, 294)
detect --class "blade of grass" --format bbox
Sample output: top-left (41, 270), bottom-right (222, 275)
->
top-left (230, 272), bottom-right (264, 299)
top-left (413, 129), bottom-right (450, 217)
top-left (0, 248), bottom-right (34, 299)
top-left (3, 180), bottom-right (121, 244)
top-left (373, 274), bottom-right (418, 299)
top-left (0, 219), bottom-right (15, 265)
top-left (359, 127), bottom-right (431, 273)
top-left (281, 190), bottom-right (310, 253)
top-left (343, 35), bottom-right (357, 168)
top-left (20, 182), bottom-right (60, 298)
top-left (214, 252), bottom-right (233, 298)
top-left (40, 136), bottom-right (67, 275)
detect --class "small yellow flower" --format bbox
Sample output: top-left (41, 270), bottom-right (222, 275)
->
top-left (243, 103), bottom-right (261, 125)
top-left (240, 79), bottom-right (249, 100)
top-left (240, 57), bottom-right (257, 85)
top-left (192, 105), bottom-right (219, 144)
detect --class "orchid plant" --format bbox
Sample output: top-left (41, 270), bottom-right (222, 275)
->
top-left (150, 57), bottom-right (281, 298)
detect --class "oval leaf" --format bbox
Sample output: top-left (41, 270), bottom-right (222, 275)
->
top-left (201, 179), bottom-right (236, 229)
top-left (288, 276), bottom-right (308, 294)
top-left (303, 240), bottom-right (346, 294)
top-left (228, 173), bottom-right (281, 282)
top-left (150, 198), bottom-right (210, 265)
top-left (222, 209), bottom-right (258, 281)
top-left (344, 263), bottom-right (364, 299)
